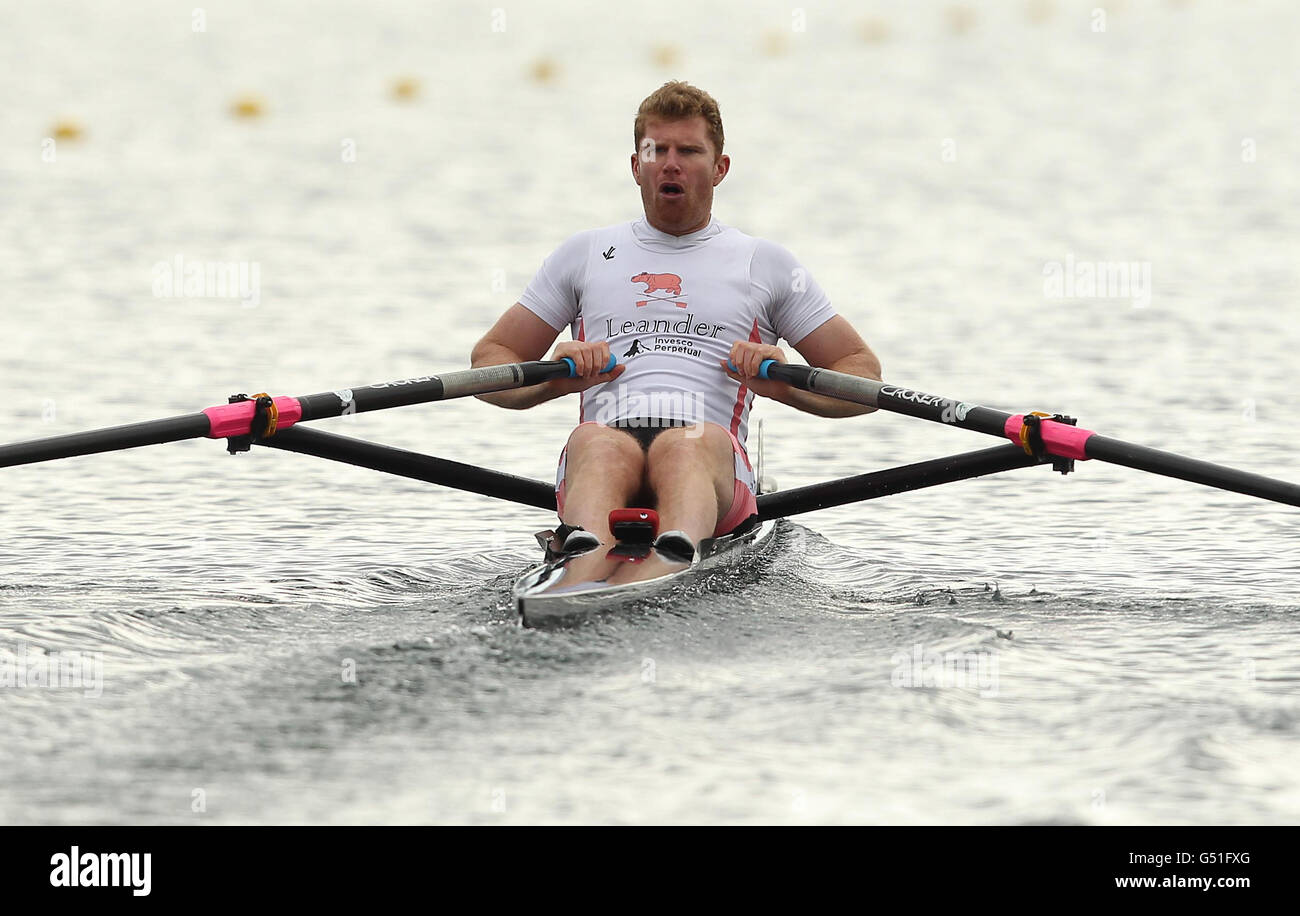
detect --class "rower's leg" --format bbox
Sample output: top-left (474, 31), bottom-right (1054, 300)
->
top-left (644, 423), bottom-right (736, 545)
top-left (557, 424), bottom-right (646, 541)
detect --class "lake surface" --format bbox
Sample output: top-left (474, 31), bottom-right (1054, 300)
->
top-left (1, 0), bottom-right (1297, 824)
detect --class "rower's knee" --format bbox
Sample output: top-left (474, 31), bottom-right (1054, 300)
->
top-left (645, 424), bottom-right (732, 479)
top-left (564, 424), bottom-right (645, 483)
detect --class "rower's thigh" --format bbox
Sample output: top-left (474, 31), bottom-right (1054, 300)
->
top-left (644, 423), bottom-right (735, 495)
top-left (560, 423), bottom-right (645, 483)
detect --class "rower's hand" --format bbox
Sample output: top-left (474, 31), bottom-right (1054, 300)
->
top-left (550, 341), bottom-right (624, 394)
top-left (722, 342), bottom-right (788, 400)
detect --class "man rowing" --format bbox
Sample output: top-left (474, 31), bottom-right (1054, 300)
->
top-left (472, 81), bottom-right (882, 559)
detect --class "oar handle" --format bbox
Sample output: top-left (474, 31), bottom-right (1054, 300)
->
top-left (560, 354), bottom-right (618, 377)
top-left (726, 359), bottom-right (799, 382)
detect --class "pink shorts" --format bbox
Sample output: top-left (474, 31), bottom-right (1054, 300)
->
top-left (555, 422), bottom-right (758, 538)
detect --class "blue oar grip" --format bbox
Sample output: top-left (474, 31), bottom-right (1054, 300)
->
top-left (726, 359), bottom-right (777, 379)
top-left (561, 354), bottom-right (618, 378)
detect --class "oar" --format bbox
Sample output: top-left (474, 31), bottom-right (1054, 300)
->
top-left (755, 445), bottom-right (1041, 520)
top-left (746, 360), bottom-right (1300, 508)
top-left (0, 356), bottom-right (614, 469)
top-left (259, 426), bottom-right (557, 511)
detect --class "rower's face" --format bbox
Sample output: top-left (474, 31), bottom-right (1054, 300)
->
top-left (631, 116), bottom-right (730, 236)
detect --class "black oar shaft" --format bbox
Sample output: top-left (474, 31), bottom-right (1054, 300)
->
top-left (1085, 435), bottom-right (1300, 507)
top-left (766, 364), bottom-right (1013, 436)
top-left (0, 414), bottom-right (211, 469)
top-left (755, 445), bottom-right (1040, 521)
top-left (259, 427), bottom-right (556, 511)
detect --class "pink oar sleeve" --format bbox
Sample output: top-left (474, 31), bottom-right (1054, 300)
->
top-left (202, 397), bottom-right (304, 438)
top-left (1003, 415), bottom-right (1094, 460)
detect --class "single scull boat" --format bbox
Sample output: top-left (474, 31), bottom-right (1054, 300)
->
top-left (514, 421), bottom-right (777, 626)
top-left (512, 516), bottom-right (779, 627)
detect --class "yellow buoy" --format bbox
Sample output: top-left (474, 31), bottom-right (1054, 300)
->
top-left (651, 44), bottom-right (681, 69)
top-left (50, 119), bottom-right (84, 141)
top-left (230, 94), bottom-right (265, 119)
top-left (858, 18), bottom-right (891, 44)
top-left (391, 76), bottom-right (420, 101)
top-left (1024, 0), bottom-right (1055, 24)
top-left (944, 5), bottom-right (977, 35)
top-left (529, 57), bottom-right (559, 84)
top-left (761, 29), bottom-right (789, 57)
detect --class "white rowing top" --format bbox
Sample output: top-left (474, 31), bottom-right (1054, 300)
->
top-left (519, 217), bottom-right (836, 446)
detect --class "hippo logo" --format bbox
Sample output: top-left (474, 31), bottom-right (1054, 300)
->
top-left (631, 272), bottom-right (687, 308)
top-left (631, 272), bottom-right (682, 296)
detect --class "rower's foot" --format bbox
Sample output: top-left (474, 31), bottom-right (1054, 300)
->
top-left (653, 529), bottom-right (697, 562)
top-left (560, 527), bottom-right (601, 554)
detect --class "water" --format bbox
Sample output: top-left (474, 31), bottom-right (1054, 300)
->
top-left (1, 0), bottom-right (1298, 824)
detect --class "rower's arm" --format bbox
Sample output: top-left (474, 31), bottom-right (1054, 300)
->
top-left (470, 304), bottom-right (565, 409)
top-left (782, 316), bottom-right (882, 417)
top-left (471, 304), bottom-right (623, 408)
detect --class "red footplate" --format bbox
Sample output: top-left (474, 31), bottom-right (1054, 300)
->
top-left (609, 508), bottom-right (659, 544)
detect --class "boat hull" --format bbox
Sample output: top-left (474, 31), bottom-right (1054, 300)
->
top-left (514, 517), bottom-right (778, 627)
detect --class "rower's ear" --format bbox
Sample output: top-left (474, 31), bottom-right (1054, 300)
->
top-left (631, 151), bottom-right (642, 184)
top-left (713, 153), bottom-right (730, 185)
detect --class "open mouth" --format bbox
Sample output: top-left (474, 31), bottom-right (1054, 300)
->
top-left (658, 182), bottom-right (685, 198)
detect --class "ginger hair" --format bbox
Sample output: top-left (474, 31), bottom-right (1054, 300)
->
top-left (634, 81), bottom-right (725, 158)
